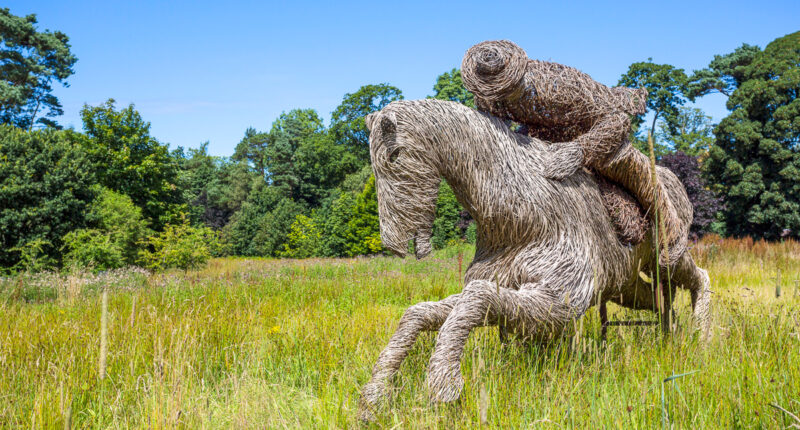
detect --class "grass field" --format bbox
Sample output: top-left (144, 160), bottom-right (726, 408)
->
top-left (2, 237), bottom-right (799, 428)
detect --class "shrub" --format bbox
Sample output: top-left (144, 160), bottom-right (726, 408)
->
top-left (61, 188), bottom-right (150, 271)
top-left (280, 214), bottom-right (321, 258)
top-left (139, 217), bottom-right (218, 271)
top-left (658, 151), bottom-right (724, 239)
top-left (62, 229), bottom-right (124, 271)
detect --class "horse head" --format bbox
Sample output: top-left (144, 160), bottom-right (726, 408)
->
top-left (366, 103), bottom-right (441, 259)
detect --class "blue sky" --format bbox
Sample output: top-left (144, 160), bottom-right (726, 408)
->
top-left (7, 1), bottom-right (800, 156)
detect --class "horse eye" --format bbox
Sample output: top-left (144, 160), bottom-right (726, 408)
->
top-left (388, 148), bottom-right (402, 163)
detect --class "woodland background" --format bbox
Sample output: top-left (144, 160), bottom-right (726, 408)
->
top-left (2, 8), bottom-right (799, 272)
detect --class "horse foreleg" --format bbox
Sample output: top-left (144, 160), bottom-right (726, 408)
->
top-left (358, 293), bottom-right (460, 421)
top-left (671, 253), bottom-right (712, 341)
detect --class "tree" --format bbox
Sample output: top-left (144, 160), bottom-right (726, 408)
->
top-left (431, 181), bottom-right (463, 249)
top-left (0, 8), bottom-right (77, 129)
top-left (705, 31), bottom-right (800, 239)
top-left (266, 109), bottom-right (325, 199)
top-left (232, 127), bottom-right (270, 177)
top-left (0, 125), bottom-right (95, 268)
top-left (687, 44), bottom-right (761, 99)
top-left (181, 142), bottom-right (257, 229)
top-left (330, 84), bottom-right (403, 165)
top-left (618, 61), bottom-right (689, 141)
top-left (345, 175), bottom-right (382, 256)
top-left (78, 100), bottom-right (185, 229)
top-left (656, 107), bottom-right (715, 157)
top-left (431, 69), bottom-right (474, 108)
top-left (251, 197), bottom-right (306, 257)
top-left (658, 152), bottom-right (724, 238)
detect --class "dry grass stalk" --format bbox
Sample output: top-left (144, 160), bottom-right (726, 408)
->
top-left (358, 98), bottom-right (711, 420)
top-left (130, 295), bottom-right (136, 329)
top-left (99, 287), bottom-right (109, 380)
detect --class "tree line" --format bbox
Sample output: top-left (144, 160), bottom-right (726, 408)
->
top-left (1, 8), bottom-right (798, 272)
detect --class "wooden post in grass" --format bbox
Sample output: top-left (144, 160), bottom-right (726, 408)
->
top-left (458, 251), bottom-right (463, 281)
top-left (775, 269), bottom-right (781, 298)
top-left (99, 288), bottom-right (108, 380)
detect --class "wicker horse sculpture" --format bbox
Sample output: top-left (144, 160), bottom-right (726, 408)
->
top-left (358, 99), bottom-right (711, 420)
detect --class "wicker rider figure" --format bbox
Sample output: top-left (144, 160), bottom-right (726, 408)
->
top-left (461, 40), bottom-right (687, 265)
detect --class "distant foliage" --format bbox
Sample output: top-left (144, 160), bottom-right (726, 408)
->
top-left (280, 214), bottom-right (321, 258)
top-left (658, 152), bottom-right (724, 239)
top-left (704, 31), bottom-right (800, 239)
top-left (78, 100), bottom-right (185, 229)
top-left (431, 69), bottom-right (475, 108)
top-left (344, 175), bottom-right (383, 256)
top-left (3, 19), bottom-right (800, 272)
top-left (62, 229), bottom-right (124, 271)
top-left (139, 216), bottom-right (218, 271)
top-left (62, 188), bottom-right (150, 271)
top-left (0, 125), bottom-right (96, 269)
top-left (0, 8), bottom-right (77, 129)
top-left (432, 182), bottom-right (463, 249)
top-left (656, 107), bottom-right (715, 157)
top-left (330, 84), bottom-right (403, 165)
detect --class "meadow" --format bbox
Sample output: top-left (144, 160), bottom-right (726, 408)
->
top-left (1, 237), bottom-right (799, 428)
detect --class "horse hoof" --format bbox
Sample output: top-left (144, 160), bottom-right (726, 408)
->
top-left (428, 370), bottom-right (464, 403)
top-left (358, 381), bottom-right (386, 422)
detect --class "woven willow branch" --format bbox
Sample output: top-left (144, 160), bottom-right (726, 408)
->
top-left (358, 98), bottom-right (711, 421)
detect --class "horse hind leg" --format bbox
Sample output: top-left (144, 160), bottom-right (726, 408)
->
top-left (671, 253), bottom-right (712, 341)
top-left (358, 293), bottom-right (460, 422)
top-left (427, 277), bottom-right (593, 403)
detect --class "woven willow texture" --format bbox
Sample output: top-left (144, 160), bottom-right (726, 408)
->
top-left (358, 99), bottom-right (711, 421)
top-left (462, 40), bottom-right (687, 261)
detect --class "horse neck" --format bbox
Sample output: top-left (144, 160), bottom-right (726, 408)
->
top-left (424, 111), bottom-right (548, 231)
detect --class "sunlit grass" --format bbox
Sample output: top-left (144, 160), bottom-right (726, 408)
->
top-left (1, 239), bottom-right (799, 428)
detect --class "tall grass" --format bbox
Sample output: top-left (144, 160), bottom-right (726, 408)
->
top-left (0, 239), bottom-right (798, 428)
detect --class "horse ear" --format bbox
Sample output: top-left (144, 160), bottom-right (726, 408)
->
top-left (365, 111), bottom-right (396, 135)
top-left (378, 112), bottom-right (396, 135)
top-left (365, 112), bottom-right (377, 131)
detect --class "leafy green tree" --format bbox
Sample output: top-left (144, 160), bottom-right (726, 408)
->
top-left (431, 181), bottom-right (463, 249)
top-left (280, 214), bottom-right (321, 258)
top-left (223, 182), bottom-right (283, 256)
top-left (345, 175), bottom-right (382, 256)
top-left (330, 84), bottom-right (403, 165)
top-left (618, 60), bottom-right (689, 150)
top-left (78, 100), bottom-right (185, 229)
top-left (0, 8), bottom-right (77, 129)
top-left (266, 109), bottom-right (325, 198)
top-left (181, 142), bottom-right (257, 229)
top-left (314, 190), bottom-right (354, 257)
top-left (705, 31), bottom-right (800, 239)
top-left (294, 132), bottom-right (355, 207)
top-left (232, 127), bottom-right (270, 177)
top-left (0, 125), bottom-right (95, 268)
top-left (431, 69), bottom-right (474, 108)
top-left (656, 107), bottom-right (715, 157)
top-left (687, 44), bottom-right (761, 98)
top-left (251, 197), bottom-right (306, 257)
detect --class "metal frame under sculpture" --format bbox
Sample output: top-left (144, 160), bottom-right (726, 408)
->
top-left (357, 41), bottom-right (712, 422)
